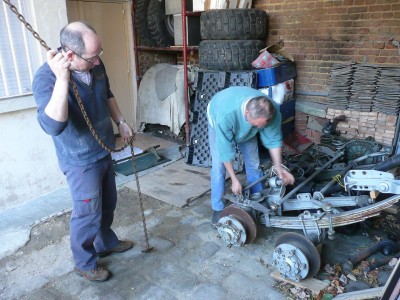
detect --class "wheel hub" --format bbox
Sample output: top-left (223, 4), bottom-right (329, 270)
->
top-left (217, 216), bottom-right (247, 246)
top-left (273, 243), bottom-right (309, 281)
top-left (274, 232), bottom-right (321, 280)
top-left (219, 205), bottom-right (257, 244)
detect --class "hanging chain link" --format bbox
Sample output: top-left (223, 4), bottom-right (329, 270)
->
top-left (130, 143), bottom-right (153, 252)
top-left (3, 0), bottom-right (152, 251)
top-left (3, 0), bottom-right (51, 51)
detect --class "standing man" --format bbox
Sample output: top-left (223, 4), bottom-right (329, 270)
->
top-left (207, 86), bottom-right (295, 227)
top-left (32, 22), bottom-right (133, 282)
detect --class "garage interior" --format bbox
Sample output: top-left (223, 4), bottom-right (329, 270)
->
top-left (1, 0), bottom-right (400, 299)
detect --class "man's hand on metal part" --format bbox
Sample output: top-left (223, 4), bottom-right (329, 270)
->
top-left (277, 168), bottom-right (295, 185)
top-left (231, 176), bottom-right (243, 196)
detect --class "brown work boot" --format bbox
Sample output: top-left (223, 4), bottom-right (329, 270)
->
top-left (74, 266), bottom-right (111, 282)
top-left (97, 240), bottom-right (134, 258)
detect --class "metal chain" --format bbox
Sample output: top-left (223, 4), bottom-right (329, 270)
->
top-left (130, 142), bottom-right (153, 252)
top-left (3, 0), bottom-right (152, 251)
top-left (71, 82), bottom-right (130, 153)
top-left (3, 0), bottom-right (51, 51)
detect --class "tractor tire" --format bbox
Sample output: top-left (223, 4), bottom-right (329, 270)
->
top-left (200, 9), bottom-right (267, 40)
top-left (147, 0), bottom-right (174, 47)
top-left (135, 0), bottom-right (156, 46)
top-left (199, 39), bottom-right (266, 71)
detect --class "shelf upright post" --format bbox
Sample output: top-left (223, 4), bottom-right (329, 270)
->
top-left (181, 0), bottom-right (190, 145)
top-left (131, 1), bottom-right (141, 86)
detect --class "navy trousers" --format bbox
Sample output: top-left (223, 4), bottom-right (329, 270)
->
top-left (60, 155), bottom-right (119, 270)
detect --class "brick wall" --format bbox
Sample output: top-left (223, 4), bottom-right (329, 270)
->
top-left (326, 108), bottom-right (397, 146)
top-left (252, 0), bottom-right (400, 147)
top-left (253, 0), bottom-right (400, 102)
top-left (137, 52), bottom-right (177, 78)
top-left (176, 50), bottom-right (199, 66)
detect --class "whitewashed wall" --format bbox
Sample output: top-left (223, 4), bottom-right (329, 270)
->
top-left (0, 0), bottom-right (68, 210)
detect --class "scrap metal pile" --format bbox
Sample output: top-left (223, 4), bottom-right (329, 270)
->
top-left (216, 136), bottom-right (400, 281)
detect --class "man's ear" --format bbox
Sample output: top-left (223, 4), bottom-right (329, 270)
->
top-left (244, 109), bottom-right (250, 120)
top-left (66, 51), bottom-right (74, 60)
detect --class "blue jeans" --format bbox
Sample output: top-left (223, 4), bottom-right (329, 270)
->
top-left (208, 123), bottom-right (263, 211)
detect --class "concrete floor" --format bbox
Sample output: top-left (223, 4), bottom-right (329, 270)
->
top-left (0, 133), bottom-right (396, 299)
top-left (0, 133), bottom-right (287, 299)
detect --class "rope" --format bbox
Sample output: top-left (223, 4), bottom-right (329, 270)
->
top-left (332, 174), bottom-right (345, 188)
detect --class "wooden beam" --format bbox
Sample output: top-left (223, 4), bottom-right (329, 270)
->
top-left (270, 270), bottom-right (329, 295)
top-left (333, 287), bottom-right (383, 300)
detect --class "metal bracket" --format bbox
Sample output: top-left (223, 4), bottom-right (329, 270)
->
top-left (344, 170), bottom-right (400, 194)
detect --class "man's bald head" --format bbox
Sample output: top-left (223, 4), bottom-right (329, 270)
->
top-left (60, 21), bottom-right (97, 55)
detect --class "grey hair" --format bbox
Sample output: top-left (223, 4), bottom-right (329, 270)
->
top-left (60, 22), bottom-right (97, 55)
top-left (246, 96), bottom-right (275, 120)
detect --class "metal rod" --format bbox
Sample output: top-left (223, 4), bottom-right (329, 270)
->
top-left (243, 173), bottom-right (271, 192)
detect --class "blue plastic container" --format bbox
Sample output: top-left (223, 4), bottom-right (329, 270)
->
top-left (281, 120), bottom-right (295, 138)
top-left (257, 62), bottom-right (297, 87)
top-left (279, 98), bottom-right (296, 122)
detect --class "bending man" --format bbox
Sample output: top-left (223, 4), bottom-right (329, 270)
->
top-left (207, 86), bottom-right (295, 227)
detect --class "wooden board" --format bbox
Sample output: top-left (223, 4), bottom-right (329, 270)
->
top-left (271, 270), bottom-right (329, 295)
top-left (380, 259), bottom-right (400, 299)
top-left (333, 287), bottom-right (383, 300)
top-left (125, 159), bottom-right (210, 208)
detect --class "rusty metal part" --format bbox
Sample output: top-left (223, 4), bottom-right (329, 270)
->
top-left (363, 255), bottom-right (398, 273)
top-left (130, 143), bottom-right (153, 253)
top-left (268, 194), bottom-right (400, 230)
top-left (3, 0), bottom-right (50, 50)
top-left (220, 206), bottom-right (257, 244)
top-left (71, 81), bottom-right (132, 153)
top-left (350, 239), bottom-right (399, 266)
top-left (273, 232), bottom-right (321, 281)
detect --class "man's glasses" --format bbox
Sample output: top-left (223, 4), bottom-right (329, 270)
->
top-left (60, 45), bottom-right (103, 64)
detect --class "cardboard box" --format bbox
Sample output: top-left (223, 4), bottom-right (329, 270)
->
top-left (259, 79), bottom-right (295, 105)
top-left (173, 14), bottom-right (202, 46)
top-left (193, 0), bottom-right (252, 12)
top-left (252, 44), bottom-right (294, 69)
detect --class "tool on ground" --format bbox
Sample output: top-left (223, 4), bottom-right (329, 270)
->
top-left (363, 255), bottom-right (399, 273)
top-left (3, 0), bottom-right (153, 252)
top-left (349, 239), bottom-right (400, 267)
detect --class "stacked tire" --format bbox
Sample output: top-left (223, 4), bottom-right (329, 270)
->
top-left (135, 0), bottom-right (174, 47)
top-left (199, 9), bottom-right (268, 71)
